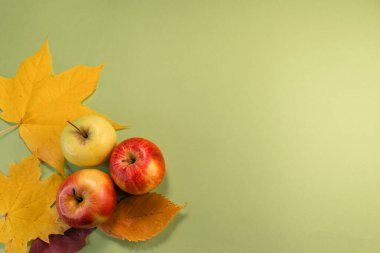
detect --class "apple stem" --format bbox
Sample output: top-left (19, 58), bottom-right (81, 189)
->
top-left (72, 188), bottom-right (83, 203)
top-left (67, 121), bottom-right (88, 138)
top-left (122, 153), bottom-right (137, 164)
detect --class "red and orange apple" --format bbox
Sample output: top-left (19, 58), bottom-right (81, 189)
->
top-left (110, 137), bottom-right (165, 195)
top-left (56, 169), bottom-right (117, 228)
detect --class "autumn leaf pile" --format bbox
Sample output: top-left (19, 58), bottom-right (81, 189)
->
top-left (0, 40), bottom-right (183, 253)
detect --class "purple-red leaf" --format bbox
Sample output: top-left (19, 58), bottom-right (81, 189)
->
top-left (29, 228), bottom-right (95, 253)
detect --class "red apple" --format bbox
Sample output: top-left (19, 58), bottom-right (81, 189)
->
top-left (56, 169), bottom-right (117, 228)
top-left (110, 137), bottom-right (165, 195)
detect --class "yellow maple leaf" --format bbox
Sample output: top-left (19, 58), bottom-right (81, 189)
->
top-left (0, 155), bottom-right (69, 253)
top-left (0, 40), bottom-right (124, 174)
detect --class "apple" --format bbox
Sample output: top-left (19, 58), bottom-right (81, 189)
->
top-left (110, 137), bottom-right (165, 195)
top-left (56, 169), bottom-right (117, 228)
top-left (61, 115), bottom-right (116, 167)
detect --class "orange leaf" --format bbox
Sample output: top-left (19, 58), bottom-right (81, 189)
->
top-left (99, 193), bottom-right (183, 241)
top-left (0, 39), bottom-right (125, 175)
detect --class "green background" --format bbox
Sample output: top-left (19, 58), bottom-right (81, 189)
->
top-left (1, 0), bottom-right (380, 252)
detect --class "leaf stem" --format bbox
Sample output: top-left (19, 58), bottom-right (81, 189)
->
top-left (67, 121), bottom-right (88, 138)
top-left (0, 124), bottom-right (19, 136)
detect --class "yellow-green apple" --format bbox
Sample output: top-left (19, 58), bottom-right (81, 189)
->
top-left (110, 138), bottom-right (165, 195)
top-left (60, 115), bottom-right (116, 167)
top-left (56, 169), bottom-right (117, 228)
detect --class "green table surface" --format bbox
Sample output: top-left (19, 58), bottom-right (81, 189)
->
top-left (2, 0), bottom-right (380, 252)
